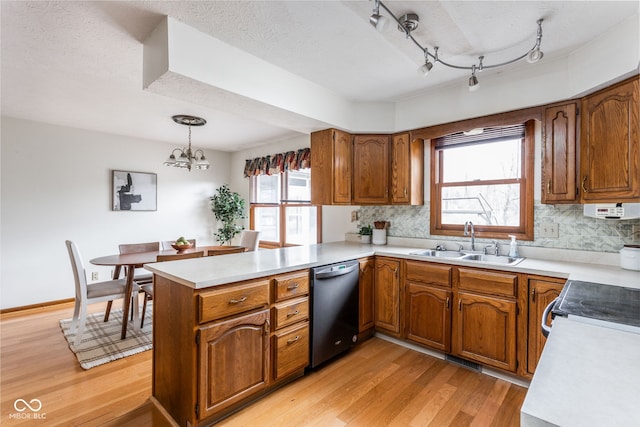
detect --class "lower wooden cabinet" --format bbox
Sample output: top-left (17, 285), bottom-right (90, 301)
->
top-left (527, 277), bottom-right (564, 374)
top-left (198, 309), bottom-right (270, 419)
top-left (405, 283), bottom-right (452, 352)
top-left (452, 291), bottom-right (517, 372)
top-left (272, 321), bottom-right (309, 381)
top-left (358, 257), bottom-right (375, 337)
top-left (374, 257), bottom-right (401, 335)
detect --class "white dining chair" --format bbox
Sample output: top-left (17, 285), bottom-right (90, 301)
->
top-left (65, 240), bottom-right (132, 346)
top-left (239, 230), bottom-right (260, 252)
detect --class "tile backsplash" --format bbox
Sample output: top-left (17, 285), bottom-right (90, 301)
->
top-left (358, 202), bottom-right (640, 253)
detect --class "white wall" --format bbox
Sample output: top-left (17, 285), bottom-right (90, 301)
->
top-left (229, 135), bottom-right (356, 243)
top-left (1, 117), bottom-right (231, 309)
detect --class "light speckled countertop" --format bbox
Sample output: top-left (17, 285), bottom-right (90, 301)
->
top-left (520, 317), bottom-right (640, 427)
top-left (145, 241), bottom-right (640, 289)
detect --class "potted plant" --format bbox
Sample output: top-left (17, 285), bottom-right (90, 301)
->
top-left (210, 184), bottom-right (246, 245)
top-left (358, 224), bottom-right (373, 244)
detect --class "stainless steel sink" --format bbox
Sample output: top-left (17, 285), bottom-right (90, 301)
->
top-left (409, 249), bottom-right (524, 265)
top-left (410, 250), bottom-right (464, 258)
top-left (460, 254), bottom-right (524, 265)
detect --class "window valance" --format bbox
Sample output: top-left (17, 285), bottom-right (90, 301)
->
top-left (244, 148), bottom-right (311, 178)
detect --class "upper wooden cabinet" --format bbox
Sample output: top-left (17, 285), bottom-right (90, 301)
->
top-left (580, 77), bottom-right (640, 202)
top-left (311, 128), bottom-right (352, 205)
top-left (353, 135), bottom-right (390, 204)
top-left (391, 133), bottom-right (424, 205)
top-left (542, 102), bottom-right (578, 203)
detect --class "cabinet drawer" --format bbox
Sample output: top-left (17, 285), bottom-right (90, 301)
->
top-left (199, 280), bottom-right (270, 323)
top-left (273, 271), bottom-right (309, 302)
top-left (458, 268), bottom-right (517, 298)
top-left (273, 322), bottom-right (310, 381)
top-left (272, 297), bottom-right (309, 330)
top-left (405, 260), bottom-right (452, 287)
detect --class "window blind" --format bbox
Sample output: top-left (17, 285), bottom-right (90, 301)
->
top-left (434, 124), bottom-right (525, 150)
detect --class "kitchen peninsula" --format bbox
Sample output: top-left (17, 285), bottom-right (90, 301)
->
top-left (145, 241), bottom-right (640, 426)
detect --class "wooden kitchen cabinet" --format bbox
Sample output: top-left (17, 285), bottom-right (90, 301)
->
top-left (311, 128), bottom-right (352, 205)
top-left (542, 102), bottom-right (578, 203)
top-left (374, 257), bottom-right (400, 335)
top-left (353, 135), bottom-right (390, 204)
top-left (358, 257), bottom-right (375, 339)
top-left (197, 309), bottom-right (270, 420)
top-left (453, 268), bottom-right (518, 372)
top-left (391, 133), bottom-right (424, 205)
top-left (403, 260), bottom-right (452, 351)
top-left (580, 77), bottom-right (640, 202)
top-left (527, 276), bottom-right (564, 375)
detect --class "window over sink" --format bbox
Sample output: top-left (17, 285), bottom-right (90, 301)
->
top-left (431, 121), bottom-right (535, 241)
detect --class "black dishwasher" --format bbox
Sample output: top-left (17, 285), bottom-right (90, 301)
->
top-left (309, 260), bottom-right (360, 368)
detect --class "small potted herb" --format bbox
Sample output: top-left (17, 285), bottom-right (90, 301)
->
top-left (358, 224), bottom-right (373, 244)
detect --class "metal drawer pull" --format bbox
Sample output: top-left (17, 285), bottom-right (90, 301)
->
top-left (287, 335), bottom-right (300, 344)
top-left (287, 283), bottom-right (300, 291)
top-left (286, 310), bottom-right (300, 318)
top-left (228, 296), bottom-right (247, 304)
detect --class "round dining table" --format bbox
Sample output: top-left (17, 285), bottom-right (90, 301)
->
top-left (90, 245), bottom-right (246, 339)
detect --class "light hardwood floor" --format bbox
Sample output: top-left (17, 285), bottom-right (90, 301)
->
top-left (1, 302), bottom-right (527, 426)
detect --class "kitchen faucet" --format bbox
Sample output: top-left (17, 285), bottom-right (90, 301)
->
top-left (464, 221), bottom-right (475, 251)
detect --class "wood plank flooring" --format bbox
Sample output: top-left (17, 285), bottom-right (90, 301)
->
top-left (1, 302), bottom-right (527, 426)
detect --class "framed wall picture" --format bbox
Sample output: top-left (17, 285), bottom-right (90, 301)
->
top-left (112, 170), bottom-right (157, 211)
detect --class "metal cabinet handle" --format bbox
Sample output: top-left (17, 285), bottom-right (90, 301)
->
top-left (458, 299), bottom-right (462, 311)
top-left (547, 180), bottom-right (551, 193)
top-left (531, 288), bottom-right (536, 302)
top-left (228, 296), bottom-right (247, 304)
top-left (287, 335), bottom-right (300, 345)
top-left (582, 176), bottom-right (588, 193)
top-left (445, 297), bottom-right (450, 309)
top-left (404, 187), bottom-right (408, 197)
top-left (287, 283), bottom-right (300, 291)
top-left (286, 310), bottom-right (300, 318)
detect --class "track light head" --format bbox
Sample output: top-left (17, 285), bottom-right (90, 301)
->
top-left (418, 61), bottom-right (433, 76)
top-left (369, 13), bottom-right (388, 32)
top-left (468, 66), bottom-right (479, 91)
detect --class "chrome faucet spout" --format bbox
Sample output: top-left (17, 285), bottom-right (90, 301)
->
top-left (464, 221), bottom-right (475, 251)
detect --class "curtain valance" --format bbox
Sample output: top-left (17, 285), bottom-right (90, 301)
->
top-left (244, 147), bottom-right (311, 178)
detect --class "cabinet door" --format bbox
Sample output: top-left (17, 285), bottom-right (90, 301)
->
top-left (198, 310), bottom-right (270, 420)
top-left (353, 135), bottom-right (390, 204)
top-left (527, 279), bottom-right (563, 374)
top-left (358, 258), bottom-right (375, 333)
top-left (580, 78), bottom-right (640, 201)
top-left (453, 292), bottom-right (517, 372)
top-left (391, 133), bottom-right (424, 205)
top-left (405, 283), bottom-right (451, 352)
top-left (310, 129), bottom-right (352, 205)
top-left (542, 103), bottom-right (577, 203)
top-left (374, 258), bottom-right (400, 335)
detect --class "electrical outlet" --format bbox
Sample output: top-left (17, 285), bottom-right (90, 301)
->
top-left (539, 222), bottom-right (559, 238)
top-left (351, 211), bottom-right (359, 222)
top-left (91, 272), bottom-right (99, 281)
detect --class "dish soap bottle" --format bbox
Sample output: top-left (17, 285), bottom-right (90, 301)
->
top-left (508, 235), bottom-right (519, 257)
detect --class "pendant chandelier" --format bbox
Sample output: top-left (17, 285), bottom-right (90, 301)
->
top-left (164, 115), bottom-right (210, 171)
top-left (368, 0), bottom-right (544, 91)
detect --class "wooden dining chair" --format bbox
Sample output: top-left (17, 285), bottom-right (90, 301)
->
top-left (239, 230), bottom-right (260, 252)
top-left (139, 250), bottom-right (204, 327)
top-left (65, 240), bottom-right (130, 345)
top-left (206, 247), bottom-right (246, 256)
top-left (160, 239), bottom-right (196, 250)
top-left (103, 241), bottom-right (159, 322)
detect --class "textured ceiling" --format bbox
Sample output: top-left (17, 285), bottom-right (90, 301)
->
top-left (1, 1), bottom-right (638, 151)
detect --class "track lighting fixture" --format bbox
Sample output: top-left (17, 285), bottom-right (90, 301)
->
top-left (368, 1), bottom-right (545, 91)
top-left (369, 0), bottom-right (388, 32)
